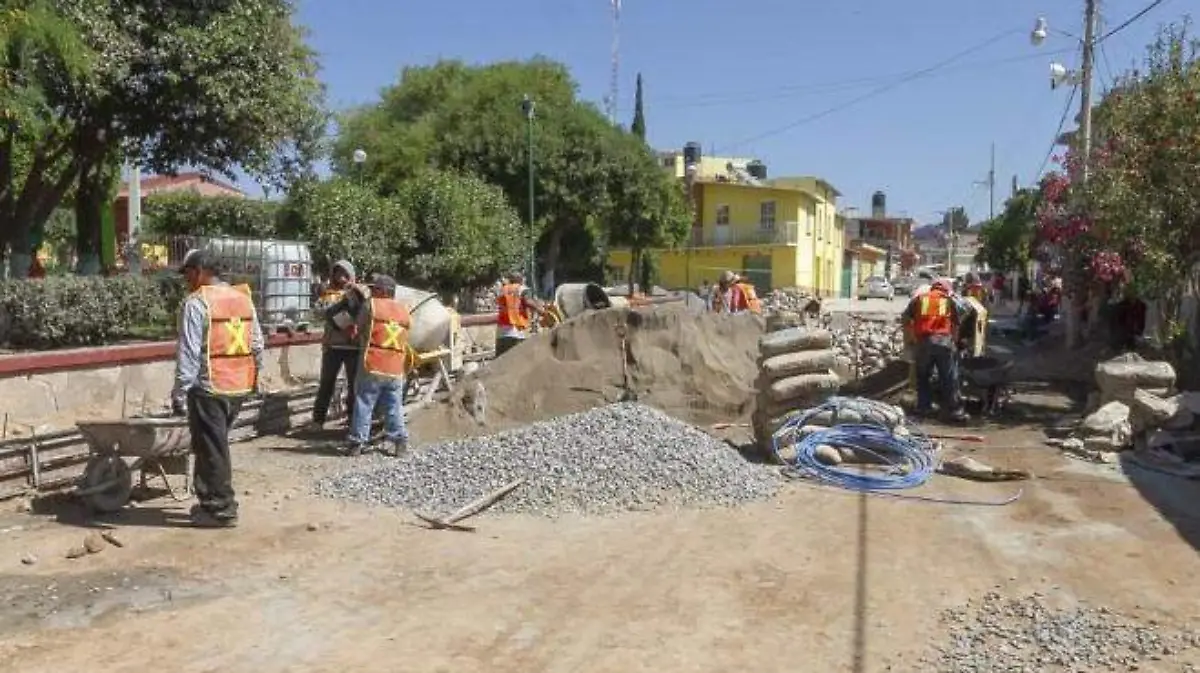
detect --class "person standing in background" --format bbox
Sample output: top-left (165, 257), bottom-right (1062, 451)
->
top-left (172, 250), bottom-right (265, 527)
top-left (309, 260), bottom-right (360, 431)
top-left (495, 271), bottom-right (545, 357)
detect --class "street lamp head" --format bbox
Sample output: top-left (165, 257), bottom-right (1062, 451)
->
top-left (352, 149), bottom-right (367, 164)
top-left (1031, 17), bottom-right (1048, 46)
top-left (521, 95), bottom-right (535, 119)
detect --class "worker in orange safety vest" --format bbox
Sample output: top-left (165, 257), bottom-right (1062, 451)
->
top-left (710, 270), bottom-right (763, 315)
top-left (963, 271), bottom-right (988, 304)
top-left (345, 274), bottom-right (411, 457)
top-left (901, 278), bottom-right (968, 422)
top-left (310, 259), bottom-right (360, 431)
top-left (172, 249), bottom-right (265, 528)
top-left (495, 272), bottom-right (545, 357)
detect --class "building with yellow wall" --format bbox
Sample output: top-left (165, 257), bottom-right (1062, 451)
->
top-left (608, 167), bottom-right (847, 296)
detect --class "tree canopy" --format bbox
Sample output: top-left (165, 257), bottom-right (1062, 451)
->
top-left (333, 58), bottom-right (688, 289)
top-left (975, 187), bottom-right (1040, 273)
top-left (1, 0), bottom-right (325, 276)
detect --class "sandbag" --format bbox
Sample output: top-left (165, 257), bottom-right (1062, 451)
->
top-left (760, 350), bottom-right (838, 381)
top-left (765, 371), bottom-right (841, 404)
top-left (759, 327), bottom-right (834, 358)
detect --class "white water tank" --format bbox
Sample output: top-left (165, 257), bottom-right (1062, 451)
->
top-left (202, 237), bottom-right (313, 328)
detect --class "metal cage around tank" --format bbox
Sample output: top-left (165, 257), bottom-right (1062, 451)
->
top-left (144, 235), bottom-right (315, 332)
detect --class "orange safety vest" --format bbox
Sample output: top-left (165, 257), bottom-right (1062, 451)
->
top-left (496, 283), bottom-right (530, 330)
top-left (713, 282), bottom-right (763, 314)
top-left (362, 297), bottom-right (411, 379)
top-left (912, 290), bottom-right (953, 338)
top-left (965, 283), bottom-right (986, 301)
top-left (199, 284), bottom-right (258, 397)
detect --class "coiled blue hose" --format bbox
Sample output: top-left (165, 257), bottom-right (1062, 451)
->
top-left (770, 397), bottom-right (1022, 506)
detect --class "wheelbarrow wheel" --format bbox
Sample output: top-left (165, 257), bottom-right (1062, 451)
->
top-left (81, 455), bottom-right (134, 513)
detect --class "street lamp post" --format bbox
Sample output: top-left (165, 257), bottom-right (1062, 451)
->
top-left (352, 149), bottom-right (367, 185)
top-left (521, 95), bottom-right (536, 295)
top-left (684, 162), bottom-right (698, 294)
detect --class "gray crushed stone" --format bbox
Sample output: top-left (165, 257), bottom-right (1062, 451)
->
top-left (315, 402), bottom-right (780, 516)
top-left (924, 592), bottom-right (1200, 672)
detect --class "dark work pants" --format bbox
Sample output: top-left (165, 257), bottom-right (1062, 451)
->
top-left (914, 338), bottom-right (960, 413)
top-left (496, 335), bottom-right (525, 358)
top-left (313, 347), bottom-right (360, 424)
top-left (187, 389), bottom-right (243, 518)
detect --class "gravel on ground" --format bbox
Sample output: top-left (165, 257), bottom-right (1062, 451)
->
top-left (316, 402), bottom-right (780, 516)
top-left (924, 591), bottom-right (1200, 672)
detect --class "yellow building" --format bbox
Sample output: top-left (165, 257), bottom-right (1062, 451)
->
top-left (608, 171), bottom-right (847, 296)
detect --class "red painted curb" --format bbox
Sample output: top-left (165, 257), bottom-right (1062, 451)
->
top-left (0, 315), bottom-right (500, 378)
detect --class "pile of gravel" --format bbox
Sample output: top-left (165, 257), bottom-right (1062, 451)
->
top-left (924, 592), bottom-right (1200, 671)
top-left (316, 403), bottom-right (780, 516)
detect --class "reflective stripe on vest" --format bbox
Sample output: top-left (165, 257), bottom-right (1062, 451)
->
top-left (913, 291), bottom-right (952, 338)
top-left (199, 285), bottom-right (257, 396)
top-left (362, 297), bottom-right (410, 378)
top-left (496, 283), bottom-right (529, 330)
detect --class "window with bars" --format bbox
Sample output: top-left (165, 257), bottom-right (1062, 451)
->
top-left (716, 204), bottom-right (730, 226)
top-left (759, 201), bottom-right (776, 230)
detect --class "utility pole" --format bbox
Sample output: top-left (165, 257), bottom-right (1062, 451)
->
top-left (1079, 0), bottom-right (1098, 183)
top-left (522, 95), bottom-right (537, 294)
top-left (988, 142), bottom-right (996, 221)
top-left (1011, 174), bottom-right (1019, 199)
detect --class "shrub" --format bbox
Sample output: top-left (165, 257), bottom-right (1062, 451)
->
top-left (0, 276), bottom-right (175, 349)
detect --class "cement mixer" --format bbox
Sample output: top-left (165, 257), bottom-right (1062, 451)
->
top-left (546, 283), bottom-right (630, 327)
top-left (394, 285), bottom-right (454, 353)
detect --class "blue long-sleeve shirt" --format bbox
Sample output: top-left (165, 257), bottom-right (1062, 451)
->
top-left (172, 282), bottom-right (266, 405)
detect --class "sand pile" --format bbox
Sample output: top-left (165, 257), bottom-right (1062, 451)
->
top-left (409, 305), bottom-right (764, 441)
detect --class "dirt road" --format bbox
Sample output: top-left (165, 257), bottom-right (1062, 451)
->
top-left (2, 421), bottom-right (1199, 672)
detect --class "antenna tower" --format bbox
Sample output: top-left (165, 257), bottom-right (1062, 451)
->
top-left (605, 0), bottom-right (621, 124)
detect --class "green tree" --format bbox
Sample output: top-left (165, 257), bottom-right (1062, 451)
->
top-left (143, 193), bottom-right (284, 239)
top-left (333, 59), bottom-right (684, 287)
top-left (630, 72), bottom-right (646, 140)
top-left (284, 178), bottom-right (412, 278)
top-left (942, 206), bottom-right (970, 233)
top-left (975, 188), bottom-right (1040, 273)
top-left (1, 0), bottom-right (325, 277)
top-left (393, 170), bottom-right (524, 292)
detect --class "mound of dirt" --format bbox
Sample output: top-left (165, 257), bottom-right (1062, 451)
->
top-left (409, 305), bottom-right (764, 442)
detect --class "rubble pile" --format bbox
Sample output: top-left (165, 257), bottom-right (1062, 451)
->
top-left (832, 319), bottom-right (905, 378)
top-left (1047, 353), bottom-right (1200, 469)
top-left (760, 288), bottom-right (816, 314)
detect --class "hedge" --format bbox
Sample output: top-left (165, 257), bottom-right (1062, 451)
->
top-left (0, 275), bottom-right (185, 349)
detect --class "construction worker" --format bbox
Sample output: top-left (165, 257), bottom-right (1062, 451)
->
top-left (963, 272), bottom-right (987, 303)
top-left (346, 274), bottom-right (411, 457)
top-left (310, 259), bottom-right (360, 431)
top-left (710, 270), bottom-right (763, 315)
top-left (495, 271), bottom-right (544, 357)
top-left (901, 278), bottom-right (968, 422)
top-left (171, 250), bottom-right (265, 528)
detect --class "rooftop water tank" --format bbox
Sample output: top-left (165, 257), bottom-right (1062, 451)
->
top-left (871, 191), bottom-right (886, 219)
top-left (683, 141), bottom-right (702, 167)
top-left (746, 160), bottom-right (767, 180)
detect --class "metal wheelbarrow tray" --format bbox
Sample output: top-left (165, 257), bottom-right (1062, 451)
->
top-left (959, 356), bottom-right (1014, 415)
top-left (74, 417), bottom-right (192, 513)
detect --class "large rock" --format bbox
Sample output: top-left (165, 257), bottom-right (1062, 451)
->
top-left (1078, 400), bottom-right (1133, 450)
top-left (1095, 353), bottom-right (1176, 404)
top-left (1130, 388), bottom-right (1180, 432)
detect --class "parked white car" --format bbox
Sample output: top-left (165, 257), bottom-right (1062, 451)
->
top-left (857, 275), bottom-right (894, 300)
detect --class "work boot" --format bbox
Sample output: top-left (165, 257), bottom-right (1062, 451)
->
top-left (344, 442), bottom-right (367, 457)
top-left (383, 438), bottom-right (409, 457)
top-left (189, 504), bottom-right (238, 528)
top-left (946, 409), bottom-right (970, 423)
top-left (305, 420), bottom-right (324, 434)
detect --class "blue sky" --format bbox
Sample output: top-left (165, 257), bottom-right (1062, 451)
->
top-left (292, 0), bottom-right (1180, 226)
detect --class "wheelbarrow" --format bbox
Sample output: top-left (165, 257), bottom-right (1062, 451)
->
top-left (74, 417), bottom-right (193, 513)
top-left (959, 355), bottom-right (1014, 416)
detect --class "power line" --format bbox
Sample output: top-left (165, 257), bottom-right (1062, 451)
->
top-left (1097, 0), bottom-right (1169, 43)
top-left (653, 48), bottom-right (1075, 109)
top-left (1034, 82), bottom-right (1079, 180)
top-left (714, 28), bottom-right (1023, 153)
